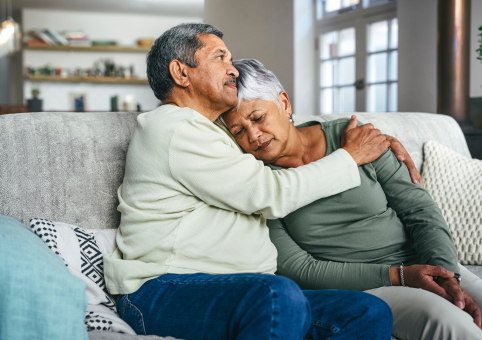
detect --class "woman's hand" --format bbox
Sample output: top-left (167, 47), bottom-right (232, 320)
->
top-left (390, 264), bottom-right (453, 299)
top-left (385, 136), bottom-right (425, 188)
top-left (437, 277), bottom-right (482, 328)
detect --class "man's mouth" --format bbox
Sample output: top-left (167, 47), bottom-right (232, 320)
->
top-left (224, 78), bottom-right (237, 89)
top-left (257, 140), bottom-right (272, 151)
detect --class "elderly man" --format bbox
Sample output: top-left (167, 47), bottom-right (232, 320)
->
top-left (104, 23), bottom-right (399, 340)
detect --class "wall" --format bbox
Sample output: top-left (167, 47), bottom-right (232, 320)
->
top-left (397, 0), bottom-right (438, 113)
top-left (204, 0), bottom-right (296, 109)
top-left (22, 8), bottom-right (201, 111)
top-left (0, 57), bottom-right (9, 104)
top-left (293, 0), bottom-right (316, 115)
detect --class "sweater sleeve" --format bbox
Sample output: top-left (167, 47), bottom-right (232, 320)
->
top-left (372, 149), bottom-right (459, 273)
top-left (268, 218), bottom-right (392, 291)
top-left (168, 119), bottom-right (361, 219)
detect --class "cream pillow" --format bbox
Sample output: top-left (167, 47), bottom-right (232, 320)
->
top-left (423, 140), bottom-right (482, 264)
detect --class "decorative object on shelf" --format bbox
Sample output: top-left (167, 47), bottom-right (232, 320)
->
top-left (69, 92), bottom-right (88, 112)
top-left (122, 94), bottom-right (136, 111)
top-left (110, 95), bottom-right (119, 112)
top-left (137, 38), bottom-right (154, 48)
top-left (26, 88), bottom-right (42, 112)
top-left (25, 59), bottom-right (141, 83)
top-left (92, 40), bottom-right (117, 47)
top-left (0, 0), bottom-right (22, 57)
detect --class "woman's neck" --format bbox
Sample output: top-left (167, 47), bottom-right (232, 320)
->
top-left (272, 124), bottom-right (327, 169)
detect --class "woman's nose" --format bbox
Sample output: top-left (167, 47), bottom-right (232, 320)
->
top-left (247, 128), bottom-right (260, 143)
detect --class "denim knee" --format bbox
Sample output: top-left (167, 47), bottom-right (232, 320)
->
top-left (352, 292), bottom-right (393, 334)
top-left (242, 275), bottom-right (311, 333)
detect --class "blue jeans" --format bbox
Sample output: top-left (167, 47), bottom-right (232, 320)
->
top-left (118, 273), bottom-right (392, 340)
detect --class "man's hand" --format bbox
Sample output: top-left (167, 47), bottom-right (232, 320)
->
top-left (385, 136), bottom-right (425, 188)
top-left (437, 277), bottom-right (482, 328)
top-left (341, 115), bottom-right (390, 166)
top-left (389, 265), bottom-right (454, 299)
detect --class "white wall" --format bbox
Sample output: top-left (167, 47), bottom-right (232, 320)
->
top-left (470, 0), bottom-right (482, 98)
top-left (397, 0), bottom-right (438, 113)
top-left (22, 8), bottom-right (202, 111)
top-left (293, 0), bottom-right (316, 115)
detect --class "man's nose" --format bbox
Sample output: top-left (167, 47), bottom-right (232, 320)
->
top-left (228, 64), bottom-right (239, 78)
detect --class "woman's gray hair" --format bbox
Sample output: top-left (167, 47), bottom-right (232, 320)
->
top-left (147, 23), bottom-right (223, 101)
top-left (233, 59), bottom-right (285, 109)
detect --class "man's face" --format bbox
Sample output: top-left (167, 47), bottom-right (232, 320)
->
top-left (187, 34), bottom-right (239, 112)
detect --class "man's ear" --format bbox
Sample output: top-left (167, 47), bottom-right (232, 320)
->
top-left (279, 91), bottom-right (292, 118)
top-left (169, 59), bottom-right (190, 88)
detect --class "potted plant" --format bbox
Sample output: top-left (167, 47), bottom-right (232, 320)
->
top-left (27, 88), bottom-right (43, 112)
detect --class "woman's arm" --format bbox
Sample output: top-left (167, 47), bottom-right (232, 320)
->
top-left (268, 218), bottom-right (392, 291)
top-left (372, 149), bottom-right (459, 273)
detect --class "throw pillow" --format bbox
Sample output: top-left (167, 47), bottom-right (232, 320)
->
top-left (29, 218), bottom-right (135, 334)
top-left (0, 215), bottom-right (88, 340)
top-left (422, 140), bottom-right (482, 265)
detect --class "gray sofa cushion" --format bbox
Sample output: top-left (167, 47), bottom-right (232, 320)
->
top-left (0, 112), bottom-right (138, 229)
top-left (0, 111), bottom-right (471, 231)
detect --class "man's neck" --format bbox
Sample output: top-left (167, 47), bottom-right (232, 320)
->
top-left (163, 92), bottom-right (232, 122)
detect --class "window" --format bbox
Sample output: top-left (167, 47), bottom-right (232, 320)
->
top-left (319, 28), bottom-right (356, 114)
top-left (315, 0), bottom-right (397, 114)
top-left (366, 18), bottom-right (398, 112)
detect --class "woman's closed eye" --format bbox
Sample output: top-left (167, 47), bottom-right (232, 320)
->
top-left (253, 115), bottom-right (264, 122)
top-left (234, 127), bottom-right (244, 136)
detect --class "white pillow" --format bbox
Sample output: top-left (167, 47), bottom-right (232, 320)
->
top-left (422, 140), bottom-right (482, 265)
top-left (29, 218), bottom-right (135, 334)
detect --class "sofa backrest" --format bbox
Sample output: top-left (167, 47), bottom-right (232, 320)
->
top-left (0, 111), bottom-right (470, 229)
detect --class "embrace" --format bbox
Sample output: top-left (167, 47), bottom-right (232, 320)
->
top-left (104, 23), bottom-right (482, 340)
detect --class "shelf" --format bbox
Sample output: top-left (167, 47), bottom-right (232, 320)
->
top-left (24, 45), bottom-right (151, 53)
top-left (24, 75), bottom-right (149, 84)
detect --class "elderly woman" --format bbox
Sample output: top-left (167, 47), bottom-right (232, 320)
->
top-left (221, 59), bottom-right (482, 340)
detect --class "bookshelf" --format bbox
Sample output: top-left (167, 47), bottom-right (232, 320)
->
top-left (24, 44), bottom-right (151, 53)
top-left (25, 75), bottom-right (149, 84)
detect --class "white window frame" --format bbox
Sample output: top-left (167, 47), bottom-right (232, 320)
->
top-left (315, 1), bottom-right (397, 114)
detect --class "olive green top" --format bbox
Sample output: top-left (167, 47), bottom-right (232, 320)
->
top-left (267, 118), bottom-right (459, 291)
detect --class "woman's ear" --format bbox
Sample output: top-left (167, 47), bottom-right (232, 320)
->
top-left (168, 59), bottom-right (190, 88)
top-left (279, 91), bottom-right (292, 118)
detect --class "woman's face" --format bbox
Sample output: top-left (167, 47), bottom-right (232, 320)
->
top-left (222, 91), bottom-right (293, 164)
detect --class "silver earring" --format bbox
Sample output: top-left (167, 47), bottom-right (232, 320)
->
top-left (289, 113), bottom-right (293, 123)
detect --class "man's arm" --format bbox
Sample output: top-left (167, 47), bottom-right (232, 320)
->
top-left (169, 119), bottom-right (361, 219)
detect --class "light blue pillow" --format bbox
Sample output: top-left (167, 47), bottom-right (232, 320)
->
top-left (0, 216), bottom-right (88, 340)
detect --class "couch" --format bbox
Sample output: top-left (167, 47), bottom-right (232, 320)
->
top-left (0, 110), bottom-right (480, 339)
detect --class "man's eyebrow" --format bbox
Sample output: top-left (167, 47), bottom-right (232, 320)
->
top-left (212, 48), bottom-right (227, 56)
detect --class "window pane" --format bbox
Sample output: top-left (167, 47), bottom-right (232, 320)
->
top-left (390, 19), bottom-right (398, 49)
top-left (389, 83), bottom-right (398, 112)
top-left (321, 31), bottom-right (337, 59)
top-left (367, 84), bottom-right (387, 112)
top-left (338, 57), bottom-right (355, 85)
top-left (321, 88), bottom-right (334, 114)
top-left (321, 61), bottom-right (334, 87)
top-left (342, 0), bottom-right (360, 7)
top-left (389, 51), bottom-right (398, 81)
top-left (339, 28), bottom-right (355, 56)
top-left (368, 52), bottom-right (387, 83)
top-left (326, 0), bottom-right (342, 12)
top-left (368, 20), bottom-right (388, 52)
top-left (339, 86), bottom-right (355, 112)
top-left (316, 0), bottom-right (323, 20)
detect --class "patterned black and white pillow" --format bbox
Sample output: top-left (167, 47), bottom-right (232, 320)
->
top-left (29, 218), bottom-right (134, 334)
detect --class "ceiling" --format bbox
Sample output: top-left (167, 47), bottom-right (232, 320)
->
top-left (11, 0), bottom-right (204, 18)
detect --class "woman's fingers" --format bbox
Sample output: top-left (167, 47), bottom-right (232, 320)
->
top-left (466, 300), bottom-right (482, 328)
top-left (385, 136), bottom-right (424, 187)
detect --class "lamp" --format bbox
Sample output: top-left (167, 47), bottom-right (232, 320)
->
top-left (0, 0), bottom-right (21, 58)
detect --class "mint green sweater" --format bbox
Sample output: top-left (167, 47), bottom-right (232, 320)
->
top-left (267, 119), bottom-right (459, 291)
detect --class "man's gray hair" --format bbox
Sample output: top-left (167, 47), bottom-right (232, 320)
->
top-left (147, 23), bottom-right (223, 101)
top-left (233, 59), bottom-right (285, 109)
